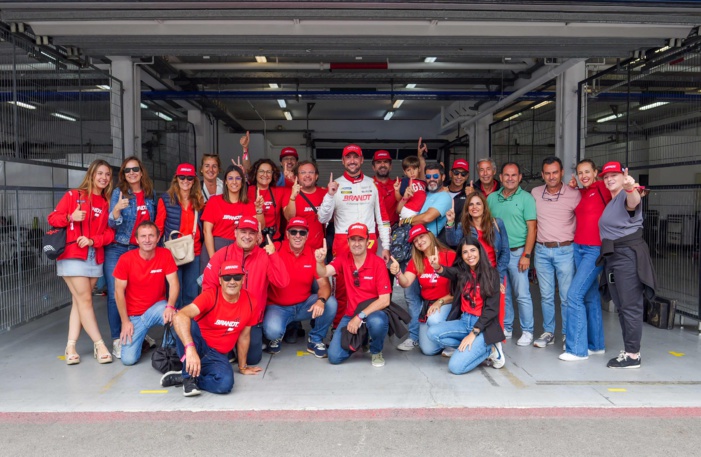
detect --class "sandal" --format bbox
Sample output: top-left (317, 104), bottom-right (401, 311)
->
top-left (65, 340), bottom-right (80, 365)
top-left (93, 339), bottom-right (113, 364)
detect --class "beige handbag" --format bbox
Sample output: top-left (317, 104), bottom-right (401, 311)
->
top-left (164, 211), bottom-right (197, 266)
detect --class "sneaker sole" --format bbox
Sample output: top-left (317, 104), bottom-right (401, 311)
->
top-left (160, 371), bottom-right (183, 387)
top-left (396, 345), bottom-right (417, 351)
top-left (607, 364), bottom-right (641, 369)
top-left (516, 340), bottom-right (532, 347)
top-left (307, 347), bottom-right (328, 358)
top-left (183, 389), bottom-right (202, 397)
top-left (559, 354), bottom-right (589, 362)
top-left (372, 362), bottom-right (385, 367)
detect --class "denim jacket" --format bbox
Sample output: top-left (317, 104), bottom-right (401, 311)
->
top-left (108, 188), bottom-right (157, 245)
top-left (444, 217), bottom-right (510, 280)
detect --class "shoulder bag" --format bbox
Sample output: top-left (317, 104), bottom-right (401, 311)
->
top-left (164, 210), bottom-right (198, 266)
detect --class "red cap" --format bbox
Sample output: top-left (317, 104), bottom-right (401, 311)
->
top-left (219, 260), bottom-right (244, 276)
top-left (287, 217), bottom-right (309, 230)
top-left (408, 224), bottom-right (429, 243)
top-left (280, 147), bottom-right (298, 160)
top-left (176, 163), bottom-right (196, 177)
top-left (373, 150), bottom-right (392, 161)
top-left (342, 144), bottom-right (363, 158)
top-left (451, 159), bottom-right (469, 172)
top-left (236, 216), bottom-right (259, 232)
top-left (347, 223), bottom-right (369, 239)
top-left (599, 161), bottom-right (623, 177)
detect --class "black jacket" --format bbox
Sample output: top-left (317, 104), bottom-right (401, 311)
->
top-left (340, 298), bottom-right (410, 352)
top-left (598, 229), bottom-right (657, 302)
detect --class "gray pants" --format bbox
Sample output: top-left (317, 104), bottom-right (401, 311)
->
top-left (604, 246), bottom-right (645, 354)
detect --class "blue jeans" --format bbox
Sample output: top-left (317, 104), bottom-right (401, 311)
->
top-left (120, 300), bottom-right (166, 366)
top-left (175, 320), bottom-right (233, 394)
top-left (504, 247), bottom-right (534, 333)
top-left (427, 312), bottom-right (493, 375)
top-left (565, 244), bottom-right (605, 356)
top-left (176, 255), bottom-right (201, 309)
top-left (104, 243), bottom-right (137, 340)
top-left (401, 260), bottom-right (423, 342)
top-left (263, 294), bottom-right (338, 344)
top-left (328, 312), bottom-right (389, 364)
top-left (534, 243), bottom-right (575, 335)
top-left (418, 304), bottom-right (451, 355)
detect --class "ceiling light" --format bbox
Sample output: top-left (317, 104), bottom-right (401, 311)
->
top-left (384, 111), bottom-right (394, 121)
top-left (51, 112), bottom-right (76, 122)
top-left (284, 111), bottom-right (293, 121)
top-left (155, 112), bottom-right (173, 121)
top-left (393, 99), bottom-right (404, 109)
top-left (96, 85), bottom-right (110, 90)
top-left (424, 57), bottom-right (437, 63)
top-left (531, 101), bottom-right (552, 110)
top-left (7, 101), bottom-right (36, 110)
top-left (504, 112), bottom-right (522, 121)
top-left (639, 101), bottom-right (669, 111)
top-left (269, 83), bottom-right (279, 89)
top-left (255, 56), bottom-right (267, 63)
top-left (277, 99), bottom-right (287, 108)
top-left (405, 83), bottom-right (417, 89)
top-left (40, 51), bottom-right (56, 61)
top-left (597, 113), bottom-right (624, 123)
top-left (140, 103), bottom-right (148, 109)
top-left (654, 46), bottom-right (671, 54)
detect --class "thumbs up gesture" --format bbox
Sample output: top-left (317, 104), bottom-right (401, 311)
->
top-left (72, 202), bottom-right (87, 222)
top-left (389, 256), bottom-right (400, 275)
top-left (315, 239), bottom-right (328, 263)
top-left (327, 173), bottom-right (339, 196)
top-left (115, 191), bottom-right (129, 212)
top-left (239, 131), bottom-right (250, 150)
top-left (568, 173), bottom-right (578, 189)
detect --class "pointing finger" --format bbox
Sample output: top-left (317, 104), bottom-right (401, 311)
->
top-left (266, 234), bottom-right (273, 245)
top-left (623, 167), bottom-right (629, 177)
top-left (329, 172), bottom-right (333, 184)
top-left (323, 239), bottom-right (327, 250)
top-left (434, 246), bottom-right (439, 257)
top-left (469, 180), bottom-right (474, 188)
top-left (294, 177), bottom-right (298, 186)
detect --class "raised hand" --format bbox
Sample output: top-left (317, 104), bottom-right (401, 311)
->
top-left (468, 180), bottom-right (475, 192)
top-left (404, 181), bottom-right (415, 199)
top-left (315, 239), bottom-right (328, 263)
top-left (327, 172), bottom-right (339, 196)
top-left (290, 177), bottom-right (301, 200)
top-left (239, 131), bottom-right (250, 150)
top-left (115, 191), bottom-right (129, 212)
top-left (623, 167), bottom-right (637, 191)
top-left (428, 247), bottom-right (440, 271)
top-left (389, 256), bottom-right (400, 275)
top-left (417, 136), bottom-right (428, 157)
top-left (232, 156), bottom-right (243, 168)
top-left (446, 200), bottom-right (455, 225)
top-left (393, 177), bottom-right (401, 193)
top-left (568, 173), bottom-right (578, 188)
top-left (254, 187), bottom-right (265, 210)
top-left (264, 234), bottom-right (276, 255)
top-left (72, 203), bottom-right (86, 222)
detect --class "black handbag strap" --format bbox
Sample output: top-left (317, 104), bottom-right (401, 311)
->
top-left (299, 191), bottom-right (318, 214)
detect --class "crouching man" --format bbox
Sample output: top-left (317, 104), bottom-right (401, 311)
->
top-left (161, 261), bottom-right (261, 397)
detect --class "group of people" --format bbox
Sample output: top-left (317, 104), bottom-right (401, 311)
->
top-left (48, 135), bottom-right (656, 398)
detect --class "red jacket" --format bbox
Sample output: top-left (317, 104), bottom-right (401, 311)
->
top-left (202, 242), bottom-right (290, 323)
top-left (47, 189), bottom-right (114, 264)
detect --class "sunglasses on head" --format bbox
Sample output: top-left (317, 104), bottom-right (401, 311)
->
top-left (221, 274), bottom-right (244, 282)
top-left (124, 166), bottom-right (141, 174)
top-left (451, 169), bottom-right (468, 177)
top-left (288, 229), bottom-right (308, 237)
top-left (426, 173), bottom-right (441, 180)
top-left (177, 175), bottom-right (195, 181)
top-left (352, 270), bottom-right (360, 287)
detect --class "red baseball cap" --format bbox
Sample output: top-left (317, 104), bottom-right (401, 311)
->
top-left (451, 159), bottom-right (469, 172)
top-left (280, 147), bottom-right (298, 160)
top-left (342, 144), bottom-right (363, 158)
top-left (287, 217), bottom-right (309, 230)
top-left (176, 163), bottom-right (196, 177)
top-left (236, 216), bottom-right (259, 232)
top-left (219, 260), bottom-right (244, 276)
top-left (599, 161), bottom-right (623, 177)
top-left (408, 224), bottom-right (429, 243)
top-left (373, 150), bottom-right (392, 161)
top-left (347, 223), bottom-right (369, 239)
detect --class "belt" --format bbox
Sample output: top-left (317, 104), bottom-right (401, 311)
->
top-left (509, 245), bottom-right (525, 251)
top-left (537, 241), bottom-right (573, 248)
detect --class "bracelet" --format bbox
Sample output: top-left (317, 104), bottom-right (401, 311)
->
top-left (401, 197), bottom-right (410, 202)
top-left (166, 305), bottom-right (176, 311)
top-left (289, 198), bottom-right (296, 202)
top-left (625, 188), bottom-right (635, 193)
top-left (239, 364), bottom-right (248, 371)
top-left (256, 209), bottom-right (263, 214)
top-left (180, 342), bottom-right (195, 362)
top-left (394, 271), bottom-right (402, 278)
top-left (446, 221), bottom-right (455, 227)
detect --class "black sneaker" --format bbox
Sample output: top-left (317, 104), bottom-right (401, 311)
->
top-left (265, 339), bottom-right (282, 354)
top-left (183, 377), bottom-right (201, 397)
top-left (283, 324), bottom-right (299, 344)
top-left (160, 370), bottom-right (183, 387)
top-left (607, 352), bottom-right (641, 369)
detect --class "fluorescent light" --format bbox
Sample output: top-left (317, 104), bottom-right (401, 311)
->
top-left (40, 51), bottom-right (56, 61)
top-left (277, 99), bottom-right (287, 108)
top-left (284, 111), bottom-right (293, 121)
top-left (405, 83), bottom-right (417, 89)
top-left (140, 103), bottom-right (148, 109)
top-left (255, 56), bottom-right (267, 63)
top-left (96, 85), bottom-right (110, 90)
top-left (504, 112), bottom-right (522, 122)
top-left (7, 101), bottom-right (36, 110)
top-left (51, 112), bottom-right (76, 122)
top-left (424, 57), bottom-right (437, 63)
top-left (654, 46), bottom-right (671, 54)
top-left (384, 111), bottom-right (394, 121)
top-left (639, 101), bottom-right (669, 111)
top-left (393, 99), bottom-right (404, 109)
top-left (155, 112), bottom-right (173, 121)
top-left (597, 113), bottom-right (624, 123)
top-left (269, 83), bottom-right (279, 89)
top-left (531, 101), bottom-right (552, 110)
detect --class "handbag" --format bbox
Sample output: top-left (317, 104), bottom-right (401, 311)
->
top-left (164, 210), bottom-right (198, 266)
top-left (42, 227), bottom-right (69, 260)
top-left (151, 324), bottom-right (183, 374)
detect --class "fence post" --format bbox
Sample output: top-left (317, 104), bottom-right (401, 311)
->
top-left (15, 191), bottom-right (23, 323)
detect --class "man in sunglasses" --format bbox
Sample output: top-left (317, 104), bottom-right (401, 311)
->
top-left (444, 159), bottom-right (473, 242)
top-left (164, 260), bottom-right (261, 397)
top-left (530, 156), bottom-right (581, 350)
top-left (263, 218), bottom-right (337, 358)
top-left (315, 223), bottom-right (391, 367)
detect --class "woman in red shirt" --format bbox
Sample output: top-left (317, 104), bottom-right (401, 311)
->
top-left (155, 164), bottom-right (205, 309)
top-left (426, 236), bottom-right (505, 375)
top-left (247, 159), bottom-right (289, 245)
top-left (560, 159), bottom-right (612, 361)
top-left (391, 225), bottom-right (455, 356)
top-left (47, 159), bottom-right (115, 365)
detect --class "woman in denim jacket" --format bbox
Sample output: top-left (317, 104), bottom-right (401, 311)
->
top-left (104, 156), bottom-right (156, 358)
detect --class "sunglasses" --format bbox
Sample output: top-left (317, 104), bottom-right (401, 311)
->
top-left (426, 173), bottom-right (441, 180)
top-left (541, 186), bottom-right (562, 202)
top-left (288, 229), bottom-right (308, 237)
top-left (352, 270), bottom-right (360, 287)
top-left (177, 175), bottom-right (195, 181)
top-left (124, 166), bottom-right (141, 174)
top-left (221, 274), bottom-right (244, 282)
top-left (451, 169), bottom-right (468, 177)
top-left (227, 176), bottom-right (243, 182)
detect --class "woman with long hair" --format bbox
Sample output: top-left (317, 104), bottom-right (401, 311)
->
top-left (247, 158), bottom-right (289, 244)
top-left (48, 159), bottom-right (115, 365)
top-left (426, 236), bottom-right (506, 375)
top-left (200, 164), bottom-right (264, 271)
top-left (105, 156), bottom-right (156, 358)
top-left (560, 159), bottom-right (611, 361)
top-left (200, 154), bottom-right (223, 202)
top-left (155, 164), bottom-right (205, 308)
top-left (390, 225), bottom-right (454, 355)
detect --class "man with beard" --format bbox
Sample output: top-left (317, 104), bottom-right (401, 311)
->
top-left (284, 160), bottom-right (327, 251)
top-left (372, 150), bottom-right (399, 227)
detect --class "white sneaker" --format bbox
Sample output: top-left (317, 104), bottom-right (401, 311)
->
top-left (516, 331), bottom-right (533, 346)
top-left (488, 342), bottom-right (505, 369)
top-left (504, 329), bottom-right (513, 339)
top-left (559, 352), bottom-right (589, 361)
top-left (371, 352), bottom-right (385, 367)
top-left (441, 347), bottom-right (455, 358)
top-left (112, 339), bottom-right (121, 359)
top-left (397, 338), bottom-right (418, 351)
top-left (588, 349), bottom-right (606, 355)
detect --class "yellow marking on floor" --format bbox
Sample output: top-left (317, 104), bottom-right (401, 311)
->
top-left (501, 366), bottom-right (526, 389)
top-left (140, 390), bottom-right (168, 394)
top-left (669, 351), bottom-right (685, 357)
top-left (57, 355), bottom-right (66, 360)
top-left (297, 351), bottom-right (311, 357)
top-left (608, 388), bottom-right (627, 392)
top-left (100, 367), bottom-right (129, 394)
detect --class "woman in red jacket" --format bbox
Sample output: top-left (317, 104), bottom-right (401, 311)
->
top-left (48, 159), bottom-right (115, 365)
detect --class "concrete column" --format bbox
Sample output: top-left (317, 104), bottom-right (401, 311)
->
top-left (467, 113), bottom-right (492, 182)
top-left (556, 61), bottom-right (586, 177)
top-left (108, 56), bottom-right (140, 158)
top-left (188, 110), bottom-right (213, 157)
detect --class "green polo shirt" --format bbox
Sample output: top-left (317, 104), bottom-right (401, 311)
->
top-left (487, 186), bottom-right (536, 249)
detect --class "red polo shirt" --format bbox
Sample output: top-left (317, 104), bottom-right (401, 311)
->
top-left (267, 243), bottom-right (319, 306)
top-left (247, 186), bottom-right (290, 236)
top-left (330, 251), bottom-right (391, 316)
top-left (286, 186), bottom-right (327, 250)
top-left (574, 180), bottom-right (612, 246)
top-left (113, 248), bottom-right (178, 316)
top-left (374, 176), bottom-right (399, 226)
top-left (201, 195), bottom-right (257, 240)
top-left (406, 250), bottom-right (456, 300)
top-left (193, 288), bottom-right (256, 354)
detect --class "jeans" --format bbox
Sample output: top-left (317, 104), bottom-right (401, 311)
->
top-left (247, 324), bottom-right (263, 366)
top-left (175, 320), bottom-right (233, 394)
top-left (504, 247), bottom-right (534, 333)
top-left (565, 244), bottom-right (605, 357)
top-left (427, 312), bottom-right (493, 375)
top-left (263, 294), bottom-right (338, 344)
top-left (176, 255), bottom-right (201, 309)
top-left (418, 304), bottom-right (451, 355)
top-left (534, 243), bottom-right (575, 335)
top-left (401, 260), bottom-right (423, 342)
top-left (328, 312), bottom-right (389, 364)
top-left (104, 243), bottom-right (137, 340)
top-left (120, 300), bottom-right (166, 366)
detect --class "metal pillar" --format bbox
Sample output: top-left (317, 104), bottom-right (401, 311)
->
top-left (556, 61), bottom-right (586, 177)
top-left (468, 114), bottom-right (492, 182)
top-left (108, 56), bottom-right (139, 157)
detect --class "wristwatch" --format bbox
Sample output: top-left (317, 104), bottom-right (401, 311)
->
top-left (523, 253), bottom-right (531, 259)
top-left (472, 328), bottom-right (481, 336)
top-left (318, 297), bottom-right (327, 305)
top-left (358, 311), bottom-right (367, 320)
